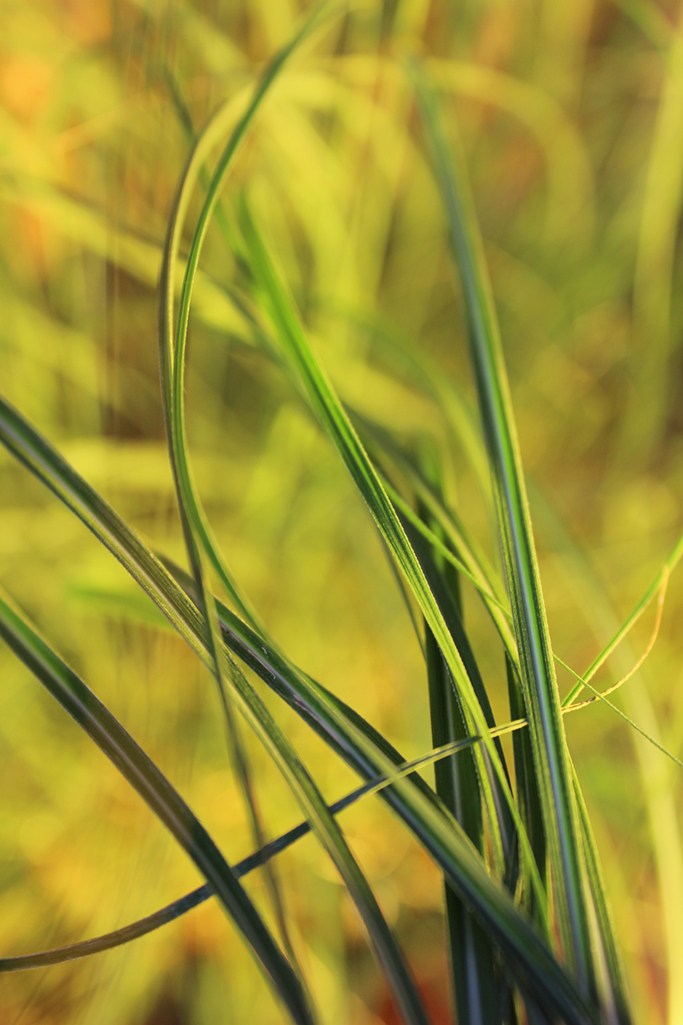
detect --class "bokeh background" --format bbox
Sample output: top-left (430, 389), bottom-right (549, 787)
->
top-left (2, 0), bottom-right (683, 1022)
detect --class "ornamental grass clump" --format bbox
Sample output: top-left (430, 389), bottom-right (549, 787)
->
top-left (1, 2), bottom-right (682, 1023)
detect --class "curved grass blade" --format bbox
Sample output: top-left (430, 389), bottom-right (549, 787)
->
top-left (1, 736), bottom-right (477, 976)
top-left (235, 198), bottom-right (549, 922)
top-left (157, 0), bottom-right (340, 635)
top-left (413, 65), bottom-right (599, 1000)
top-left (562, 528), bottom-right (683, 707)
top-left (0, 718), bottom-right (619, 984)
top-left (158, 12), bottom-right (434, 1023)
top-left (158, 4), bottom-right (346, 973)
top-left (0, 396), bottom-right (597, 1025)
top-left (0, 586), bottom-right (314, 1025)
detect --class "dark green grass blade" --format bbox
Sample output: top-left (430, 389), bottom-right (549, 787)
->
top-left (506, 656), bottom-right (546, 919)
top-left (0, 587), bottom-right (313, 1025)
top-left (356, 417), bottom-right (519, 671)
top-left (417, 448), bottom-right (507, 1025)
top-left (0, 731), bottom-right (517, 976)
top-left (0, 397), bottom-right (597, 1025)
top-left (425, 624), bottom-right (501, 1025)
top-left (0, 779), bottom-right (387, 973)
top-left (0, 713), bottom-right (599, 1021)
top-left (413, 68), bottom-right (598, 999)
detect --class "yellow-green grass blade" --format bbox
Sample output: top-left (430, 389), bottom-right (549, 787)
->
top-left (562, 526), bottom-right (683, 708)
top-left (413, 67), bottom-right (599, 1000)
top-left (0, 396), bottom-right (598, 1025)
top-left (0, 586), bottom-right (314, 1025)
top-left (571, 764), bottom-right (632, 1025)
top-left (235, 199), bottom-right (551, 918)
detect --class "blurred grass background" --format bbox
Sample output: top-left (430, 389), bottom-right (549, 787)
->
top-left (1, 0), bottom-right (683, 1022)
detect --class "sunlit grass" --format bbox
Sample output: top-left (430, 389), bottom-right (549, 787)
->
top-left (1, 1), bottom-right (683, 1023)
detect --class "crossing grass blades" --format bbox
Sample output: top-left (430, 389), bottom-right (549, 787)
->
top-left (1, 3), bottom-right (680, 1023)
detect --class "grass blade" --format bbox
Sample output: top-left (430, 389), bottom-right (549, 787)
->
top-left (158, 11), bottom-right (435, 1022)
top-left (413, 66), bottom-right (599, 999)
top-left (0, 586), bottom-right (314, 1025)
top-left (235, 198), bottom-right (548, 920)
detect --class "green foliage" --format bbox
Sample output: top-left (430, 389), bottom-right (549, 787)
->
top-left (2, 1), bottom-right (683, 1024)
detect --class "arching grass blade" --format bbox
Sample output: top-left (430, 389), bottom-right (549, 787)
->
top-left (235, 198), bottom-right (548, 921)
top-left (0, 587), bottom-right (314, 1025)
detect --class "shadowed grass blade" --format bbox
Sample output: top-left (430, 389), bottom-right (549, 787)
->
top-left (415, 446), bottom-right (508, 1023)
top-left (0, 587), bottom-right (314, 1025)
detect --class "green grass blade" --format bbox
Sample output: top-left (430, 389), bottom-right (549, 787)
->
top-left (425, 621), bottom-right (501, 1025)
top-left (401, 513), bottom-right (515, 880)
top-left (506, 656), bottom-right (547, 923)
top-left (156, 9), bottom-right (341, 976)
top-left (571, 765), bottom-right (632, 1025)
top-left (357, 420), bottom-right (519, 670)
top-left (158, 14), bottom-right (341, 970)
top-left (235, 198), bottom-right (549, 919)
top-left (417, 448), bottom-right (509, 1024)
top-left (0, 586), bottom-right (314, 1025)
top-left (158, 0), bottom-right (339, 634)
top-left (413, 67), bottom-right (597, 997)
